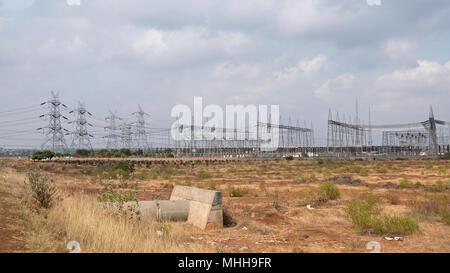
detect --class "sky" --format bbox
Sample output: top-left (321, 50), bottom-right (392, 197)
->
top-left (0, 0), bottom-right (449, 148)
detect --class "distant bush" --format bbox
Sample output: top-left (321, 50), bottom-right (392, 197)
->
top-left (346, 193), bottom-right (380, 231)
top-left (74, 149), bottom-right (92, 158)
top-left (208, 181), bottom-right (217, 190)
top-left (441, 152), bottom-right (450, 160)
top-left (91, 161), bottom-right (135, 179)
top-left (373, 215), bottom-right (419, 235)
top-left (285, 156), bottom-right (294, 161)
top-left (226, 185), bottom-right (249, 197)
top-left (318, 181), bottom-right (340, 200)
top-left (119, 148), bottom-right (132, 157)
top-left (198, 170), bottom-right (212, 179)
top-left (441, 210), bottom-right (450, 225)
top-left (399, 177), bottom-right (412, 189)
top-left (112, 161), bottom-right (134, 179)
top-left (359, 168), bottom-right (369, 177)
top-left (411, 193), bottom-right (449, 224)
top-left (32, 150), bottom-right (55, 161)
top-left (98, 180), bottom-right (140, 218)
top-left (425, 181), bottom-right (450, 192)
top-left (23, 172), bottom-right (57, 209)
top-left (347, 193), bottom-right (419, 235)
top-left (297, 181), bottom-right (340, 207)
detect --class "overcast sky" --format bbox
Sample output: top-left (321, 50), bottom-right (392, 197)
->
top-left (0, 0), bottom-right (449, 148)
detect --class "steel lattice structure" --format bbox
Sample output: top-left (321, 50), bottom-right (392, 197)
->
top-left (132, 104), bottom-right (150, 150)
top-left (68, 101), bottom-right (93, 150)
top-left (38, 91), bottom-right (68, 152)
top-left (104, 111), bottom-right (122, 150)
top-left (327, 105), bottom-right (450, 155)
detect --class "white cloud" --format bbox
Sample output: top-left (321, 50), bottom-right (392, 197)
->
top-left (376, 60), bottom-right (450, 90)
top-left (367, 0), bottom-right (382, 6)
top-left (314, 73), bottom-right (355, 99)
top-left (382, 39), bottom-right (416, 64)
top-left (275, 55), bottom-right (328, 81)
top-left (368, 60), bottom-right (450, 113)
top-left (127, 27), bottom-right (253, 67)
top-left (133, 29), bottom-right (168, 55)
top-left (67, 0), bottom-right (81, 6)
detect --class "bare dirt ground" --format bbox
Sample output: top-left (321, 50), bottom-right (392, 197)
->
top-left (0, 189), bottom-right (28, 252)
top-left (0, 157), bottom-right (449, 253)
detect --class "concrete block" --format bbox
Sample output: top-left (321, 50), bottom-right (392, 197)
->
top-left (125, 200), bottom-right (190, 221)
top-left (120, 185), bottom-right (223, 229)
top-left (170, 186), bottom-right (223, 229)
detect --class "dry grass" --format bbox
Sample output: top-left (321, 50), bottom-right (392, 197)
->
top-left (1, 168), bottom-right (210, 253)
top-left (41, 194), bottom-right (209, 253)
top-left (1, 157), bottom-right (449, 253)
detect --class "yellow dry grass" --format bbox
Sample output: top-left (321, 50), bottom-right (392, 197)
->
top-left (0, 167), bottom-right (211, 253)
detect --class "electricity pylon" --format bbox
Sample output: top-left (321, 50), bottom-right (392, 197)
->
top-left (38, 91), bottom-right (68, 153)
top-left (68, 101), bottom-right (93, 150)
top-left (132, 104), bottom-right (150, 150)
top-left (104, 110), bottom-right (122, 150)
top-left (120, 120), bottom-right (133, 149)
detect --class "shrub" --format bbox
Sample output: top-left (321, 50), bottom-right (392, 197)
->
top-left (208, 181), bottom-right (216, 190)
top-left (347, 193), bottom-right (419, 235)
top-left (23, 172), bottom-right (57, 209)
top-left (359, 168), bottom-right (369, 177)
top-left (346, 193), bottom-right (379, 231)
top-left (226, 185), bottom-right (249, 197)
top-left (297, 187), bottom-right (320, 206)
top-left (410, 193), bottom-right (449, 223)
top-left (98, 180), bottom-right (140, 218)
top-left (373, 215), bottom-right (419, 236)
top-left (399, 177), bottom-right (412, 189)
top-left (317, 181), bottom-right (340, 200)
top-left (285, 156), bottom-right (294, 161)
top-left (440, 210), bottom-right (450, 225)
top-left (112, 161), bottom-right (134, 179)
top-left (198, 170), bottom-right (212, 179)
top-left (74, 149), bottom-right (91, 158)
top-left (119, 148), bottom-right (132, 157)
top-left (440, 152), bottom-right (450, 160)
top-left (32, 150), bottom-right (55, 161)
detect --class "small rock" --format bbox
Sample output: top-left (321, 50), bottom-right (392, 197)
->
top-left (239, 246), bottom-right (248, 251)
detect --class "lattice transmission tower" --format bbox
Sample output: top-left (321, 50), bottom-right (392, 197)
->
top-left (120, 120), bottom-right (133, 149)
top-left (104, 111), bottom-right (122, 150)
top-left (38, 91), bottom-right (69, 152)
top-left (68, 101), bottom-right (93, 150)
top-left (132, 104), bottom-right (150, 150)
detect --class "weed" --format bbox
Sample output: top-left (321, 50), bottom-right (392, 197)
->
top-left (208, 181), bottom-right (216, 190)
top-left (399, 177), bottom-right (412, 189)
top-left (317, 181), bottom-right (340, 200)
top-left (347, 193), bottom-right (419, 235)
top-left (410, 193), bottom-right (449, 223)
top-left (226, 185), bottom-right (249, 197)
top-left (198, 170), bottom-right (212, 179)
top-left (23, 172), bottom-right (57, 209)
